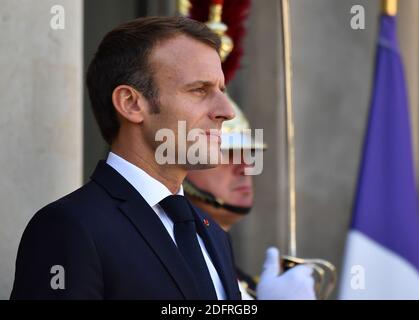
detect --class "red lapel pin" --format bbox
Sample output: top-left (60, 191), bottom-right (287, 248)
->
top-left (203, 219), bottom-right (210, 227)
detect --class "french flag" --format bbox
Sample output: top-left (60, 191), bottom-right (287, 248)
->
top-left (339, 14), bottom-right (419, 299)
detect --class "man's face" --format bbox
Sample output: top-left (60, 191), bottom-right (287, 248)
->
top-left (187, 158), bottom-right (254, 208)
top-left (142, 35), bottom-right (234, 169)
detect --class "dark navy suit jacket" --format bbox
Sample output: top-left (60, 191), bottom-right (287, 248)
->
top-left (10, 161), bottom-right (241, 300)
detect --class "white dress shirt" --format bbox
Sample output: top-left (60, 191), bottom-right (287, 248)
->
top-left (106, 152), bottom-right (226, 300)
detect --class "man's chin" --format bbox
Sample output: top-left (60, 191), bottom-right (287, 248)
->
top-left (185, 163), bottom-right (219, 170)
top-left (183, 148), bottom-right (223, 170)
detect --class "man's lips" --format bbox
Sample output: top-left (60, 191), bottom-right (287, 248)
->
top-left (204, 130), bottom-right (221, 143)
top-left (205, 129), bottom-right (221, 136)
top-left (233, 185), bottom-right (252, 193)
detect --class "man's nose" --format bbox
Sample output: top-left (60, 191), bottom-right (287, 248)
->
top-left (209, 92), bottom-right (236, 122)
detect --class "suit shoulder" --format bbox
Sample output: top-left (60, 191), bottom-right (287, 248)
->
top-left (11, 181), bottom-right (105, 300)
top-left (27, 180), bottom-right (112, 230)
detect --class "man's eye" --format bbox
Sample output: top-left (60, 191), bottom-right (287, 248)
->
top-left (192, 88), bottom-right (207, 95)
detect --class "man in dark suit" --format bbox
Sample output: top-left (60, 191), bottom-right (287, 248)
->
top-left (10, 16), bottom-right (240, 300)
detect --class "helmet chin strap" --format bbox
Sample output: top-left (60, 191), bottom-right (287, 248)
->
top-left (183, 179), bottom-right (252, 215)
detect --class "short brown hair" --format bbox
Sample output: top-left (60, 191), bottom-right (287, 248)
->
top-left (86, 16), bottom-right (221, 145)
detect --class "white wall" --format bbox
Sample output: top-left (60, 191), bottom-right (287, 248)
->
top-left (0, 0), bottom-right (83, 299)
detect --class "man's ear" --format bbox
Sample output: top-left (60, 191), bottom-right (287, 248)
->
top-left (112, 85), bottom-right (147, 124)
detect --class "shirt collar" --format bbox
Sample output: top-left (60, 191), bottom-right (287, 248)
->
top-left (106, 152), bottom-right (184, 207)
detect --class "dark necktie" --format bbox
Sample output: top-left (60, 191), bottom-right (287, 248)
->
top-left (159, 195), bottom-right (218, 300)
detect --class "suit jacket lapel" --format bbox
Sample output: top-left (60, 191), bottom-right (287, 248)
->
top-left (191, 205), bottom-right (240, 300)
top-left (91, 161), bottom-right (200, 299)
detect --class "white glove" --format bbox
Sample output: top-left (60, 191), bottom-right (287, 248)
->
top-left (256, 247), bottom-right (316, 300)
